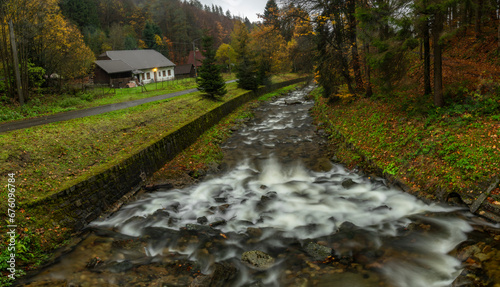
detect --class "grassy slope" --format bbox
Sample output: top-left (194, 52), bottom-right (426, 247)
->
top-left (311, 26), bottom-right (500, 210)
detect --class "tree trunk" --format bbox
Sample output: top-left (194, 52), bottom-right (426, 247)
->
top-left (363, 42), bottom-right (373, 97)
top-left (0, 15), bottom-right (13, 97)
top-left (423, 16), bottom-right (432, 95)
top-left (9, 20), bottom-right (24, 105)
top-left (476, 0), bottom-right (483, 38)
top-left (433, 10), bottom-right (444, 107)
top-left (347, 0), bottom-right (364, 92)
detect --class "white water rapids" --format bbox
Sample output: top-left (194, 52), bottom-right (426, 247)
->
top-left (90, 85), bottom-right (476, 286)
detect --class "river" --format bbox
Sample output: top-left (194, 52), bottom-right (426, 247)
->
top-left (21, 84), bottom-right (500, 286)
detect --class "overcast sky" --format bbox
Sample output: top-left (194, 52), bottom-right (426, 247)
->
top-left (198, 0), bottom-right (269, 23)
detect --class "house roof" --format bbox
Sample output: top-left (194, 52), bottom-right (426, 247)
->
top-left (174, 64), bottom-right (194, 75)
top-left (187, 50), bottom-right (205, 67)
top-left (98, 50), bottom-right (176, 71)
top-left (95, 60), bottom-right (134, 74)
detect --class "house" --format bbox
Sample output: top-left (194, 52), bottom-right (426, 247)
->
top-left (94, 50), bottom-right (176, 87)
top-left (174, 64), bottom-right (195, 79)
top-left (187, 50), bottom-right (205, 68)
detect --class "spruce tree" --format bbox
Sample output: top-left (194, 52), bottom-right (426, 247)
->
top-left (233, 23), bottom-right (258, 90)
top-left (197, 34), bottom-right (227, 99)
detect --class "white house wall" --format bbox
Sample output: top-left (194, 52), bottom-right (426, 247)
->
top-left (139, 67), bottom-right (175, 84)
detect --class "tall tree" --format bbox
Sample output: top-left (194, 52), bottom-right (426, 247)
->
top-left (215, 43), bottom-right (237, 73)
top-left (232, 22), bottom-right (258, 90)
top-left (197, 34), bottom-right (227, 99)
top-left (432, 2), bottom-right (445, 107)
top-left (415, 0), bottom-right (432, 95)
top-left (346, 0), bottom-right (363, 92)
top-left (263, 0), bottom-right (280, 29)
top-left (142, 21), bottom-right (162, 49)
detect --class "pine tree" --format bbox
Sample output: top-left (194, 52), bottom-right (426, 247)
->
top-left (197, 34), bottom-right (227, 99)
top-left (263, 0), bottom-right (280, 29)
top-left (232, 23), bottom-right (258, 90)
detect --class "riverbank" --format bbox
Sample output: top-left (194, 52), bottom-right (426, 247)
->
top-left (0, 75), bottom-right (306, 284)
top-left (309, 86), bottom-right (500, 221)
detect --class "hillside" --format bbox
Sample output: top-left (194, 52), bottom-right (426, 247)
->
top-left (312, 20), bottom-right (500, 221)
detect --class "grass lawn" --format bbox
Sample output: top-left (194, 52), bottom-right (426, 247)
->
top-left (0, 73), bottom-right (236, 123)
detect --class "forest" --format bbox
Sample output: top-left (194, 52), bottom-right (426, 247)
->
top-left (1, 0), bottom-right (499, 110)
top-left (0, 0), bottom-right (314, 106)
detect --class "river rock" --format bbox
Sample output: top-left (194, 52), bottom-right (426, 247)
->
top-left (304, 242), bottom-right (333, 260)
top-left (184, 224), bottom-right (217, 236)
top-left (210, 218), bottom-right (227, 227)
top-left (197, 216), bottom-right (208, 224)
top-left (104, 260), bottom-right (134, 273)
top-left (475, 252), bottom-right (492, 262)
top-left (86, 257), bottom-right (104, 269)
top-left (241, 250), bottom-right (275, 269)
top-left (190, 262), bottom-right (237, 287)
top-left (22, 279), bottom-right (68, 287)
top-left (151, 209), bottom-right (170, 219)
top-left (256, 192), bottom-right (277, 210)
top-left (143, 226), bottom-right (178, 240)
top-left (341, 179), bottom-right (357, 189)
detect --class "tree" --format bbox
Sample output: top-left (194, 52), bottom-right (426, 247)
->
top-left (197, 34), bottom-right (227, 99)
top-left (142, 21), bottom-right (162, 49)
top-left (415, 0), bottom-right (432, 96)
top-left (232, 22), bottom-right (258, 90)
top-left (215, 43), bottom-right (236, 73)
top-left (431, 1), bottom-right (445, 107)
top-left (59, 0), bottom-right (99, 29)
top-left (1, 0), bottom-right (95, 100)
top-left (263, 0), bottom-right (280, 29)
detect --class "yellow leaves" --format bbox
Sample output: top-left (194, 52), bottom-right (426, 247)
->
top-left (138, 39), bottom-right (147, 49)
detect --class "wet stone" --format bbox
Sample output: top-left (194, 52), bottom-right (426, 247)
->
top-left (214, 197), bottom-right (227, 203)
top-left (241, 250), bottom-right (275, 269)
top-left (103, 260), bottom-right (134, 273)
top-left (190, 262), bottom-right (237, 287)
top-left (197, 216), bottom-right (208, 224)
top-left (304, 242), bottom-right (333, 260)
top-left (246, 227), bottom-right (263, 238)
top-left (143, 226), bottom-right (178, 239)
top-left (210, 218), bottom-right (227, 227)
top-left (151, 209), bottom-right (170, 219)
top-left (184, 224), bottom-right (217, 235)
top-left (218, 204), bottom-right (230, 213)
top-left (341, 179), bottom-right (357, 189)
top-left (86, 257), bottom-right (104, 269)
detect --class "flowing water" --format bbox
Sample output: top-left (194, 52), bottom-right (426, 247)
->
top-left (23, 85), bottom-right (500, 287)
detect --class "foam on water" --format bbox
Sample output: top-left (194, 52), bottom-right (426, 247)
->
top-left (92, 156), bottom-right (470, 286)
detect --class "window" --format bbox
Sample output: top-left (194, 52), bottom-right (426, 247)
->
top-left (146, 72), bottom-right (150, 79)
top-left (168, 70), bottom-right (171, 76)
top-left (163, 70), bottom-right (166, 77)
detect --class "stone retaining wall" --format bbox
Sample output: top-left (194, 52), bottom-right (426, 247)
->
top-left (27, 78), bottom-right (309, 230)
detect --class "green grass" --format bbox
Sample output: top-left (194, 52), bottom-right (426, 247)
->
top-left (310, 86), bottom-right (500, 202)
top-left (0, 74), bottom-right (238, 123)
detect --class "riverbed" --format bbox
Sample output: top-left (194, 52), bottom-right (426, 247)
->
top-left (20, 84), bottom-right (500, 287)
